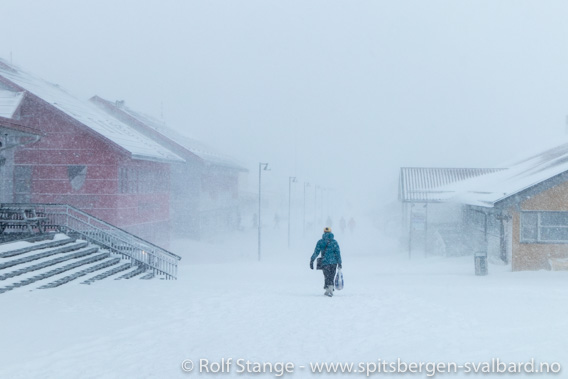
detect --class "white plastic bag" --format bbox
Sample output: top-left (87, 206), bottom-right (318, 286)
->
top-left (334, 268), bottom-right (344, 290)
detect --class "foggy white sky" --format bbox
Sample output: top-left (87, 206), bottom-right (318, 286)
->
top-left (2, 1), bottom-right (568, 214)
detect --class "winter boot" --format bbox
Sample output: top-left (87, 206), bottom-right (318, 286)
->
top-left (324, 285), bottom-right (334, 297)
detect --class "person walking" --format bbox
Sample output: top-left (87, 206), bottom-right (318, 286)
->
top-left (348, 217), bottom-right (356, 233)
top-left (310, 227), bottom-right (342, 297)
top-left (339, 216), bottom-right (346, 234)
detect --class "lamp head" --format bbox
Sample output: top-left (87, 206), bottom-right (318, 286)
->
top-left (260, 162), bottom-right (270, 171)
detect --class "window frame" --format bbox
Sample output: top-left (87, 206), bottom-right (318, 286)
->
top-left (520, 211), bottom-right (568, 244)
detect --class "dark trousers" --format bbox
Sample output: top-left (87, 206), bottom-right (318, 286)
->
top-left (322, 264), bottom-right (337, 287)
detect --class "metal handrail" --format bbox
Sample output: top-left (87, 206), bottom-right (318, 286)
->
top-left (0, 203), bottom-right (181, 279)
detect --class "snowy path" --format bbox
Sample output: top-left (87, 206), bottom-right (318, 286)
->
top-left (0, 229), bottom-right (566, 378)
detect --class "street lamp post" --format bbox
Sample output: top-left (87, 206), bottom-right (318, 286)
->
top-left (320, 187), bottom-right (326, 225)
top-left (258, 162), bottom-right (269, 261)
top-left (288, 176), bottom-right (297, 249)
top-left (303, 182), bottom-right (310, 237)
top-left (314, 185), bottom-right (319, 229)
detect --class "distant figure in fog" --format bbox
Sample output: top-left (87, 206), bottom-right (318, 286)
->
top-left (252, 213), bottom-right (258, 228)
top-left (236, 211), bottom-right (242, 231)
top-left (348, 217), bottom-right (356, 233)
top-left (339, 217), bottom-right (346, 234)
top-left (274, 213), bottom-right (281, 229)
top-left (310, 227), bottom-right (342, 297)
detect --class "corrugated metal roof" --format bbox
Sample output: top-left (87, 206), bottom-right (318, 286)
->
top-left (0, 60), bottom-right (184, 163)
top-left (399, 167), bottom-right (505, 202)
top-left (0, 89), bottom-right (24, 118)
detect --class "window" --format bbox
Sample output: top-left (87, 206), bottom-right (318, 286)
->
top-left (520, 211), bottom-right (568, 243)
top-left (68, 165), bottom-right (87, 191)
top-left (14, 166), bottom-right (32, 194)
top-left (119, 166), bottom-right (168, 194)
top-left (119, 168), bottom-right (129, 194)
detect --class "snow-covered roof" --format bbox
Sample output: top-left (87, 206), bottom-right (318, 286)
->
top-left (154, 128), bottom-right (246, 170)
top-left (399, 167), bottom-right (504, 202)
top-left (442, 142), bottom-right (568, 207)
top-left (0, 60), bottom-right (184, 163)
top-left (0, 89), bottom-right (24, 118)
top-left (91, 96), bottom-right (246, 171)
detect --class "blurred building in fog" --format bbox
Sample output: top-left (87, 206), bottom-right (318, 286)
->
top-left (399, 167), bottom-right (503, 259)
top-left (91, 96), bottom-right (247, 240)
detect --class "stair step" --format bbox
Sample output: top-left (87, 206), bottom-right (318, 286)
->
top-left (81, 263), bottom-right (133, 285)
top-left (0, 232), bottom-right (56, 245)
top-left (0, 246), bottom-right (98, 281)
top-left (0, 237), bottom-right (76, 258)
top-left (38, 257), bottom-right (121, 289)
top-left (115, 266), bottom-right (146, 280)
top-left (139, 272), bottom-right (155, 280)
top-left (0, 252), bottom-right (110, 294)
top-left (0, 241), bottom-right (89, 270)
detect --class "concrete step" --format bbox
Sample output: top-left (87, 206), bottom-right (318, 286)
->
top-left (95, 264), bottom-right (144, 281)
top-left (0, 231), bottom-right (162, 292)
top-left (0, 232), bottom-right (57, 245)
top-left (31, 252), bottom-right (121, 287)
top-left (115, 266), bottom-right (146, 280)
top-left (38, 257), bottom-right (121, 289)
top-left (0, 241), bottom-right (89, 270)
top-left (81, 263), bottom-right (133, 285)
top-left (139, 272), bottom-right (155, 280)
top-left (0, 252), bottom-right (110, 294)
top-left (0, 236), bottom-right (76, 258)
top-left (0, 246), bottom-right (99, 281)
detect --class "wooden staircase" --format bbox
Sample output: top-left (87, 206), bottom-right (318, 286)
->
top-left (0, 233), bottom-right (160, 294)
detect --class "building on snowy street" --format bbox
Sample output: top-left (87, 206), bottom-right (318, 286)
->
top-left (400, 142), bottom-right (568, 271)
top-left (0, 60), bottom-right (184, 247)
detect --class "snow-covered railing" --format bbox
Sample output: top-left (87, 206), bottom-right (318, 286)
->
top-left (0, 203), bottom-right (181, 279)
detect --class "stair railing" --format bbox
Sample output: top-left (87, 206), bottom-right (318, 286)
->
top-left (0, 203), bottom-right (181, 279)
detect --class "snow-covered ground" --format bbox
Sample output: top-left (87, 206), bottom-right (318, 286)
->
top-left (0, 224), bottom-right (566, 378)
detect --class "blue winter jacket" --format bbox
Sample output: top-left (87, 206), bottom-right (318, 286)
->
top-left (311, 232), bottom-right (342, 265)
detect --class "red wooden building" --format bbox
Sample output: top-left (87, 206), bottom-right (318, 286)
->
top-left (0, 60), bottom-right (184, 247)
top-left (90, 96), bottom-right (247, 239)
